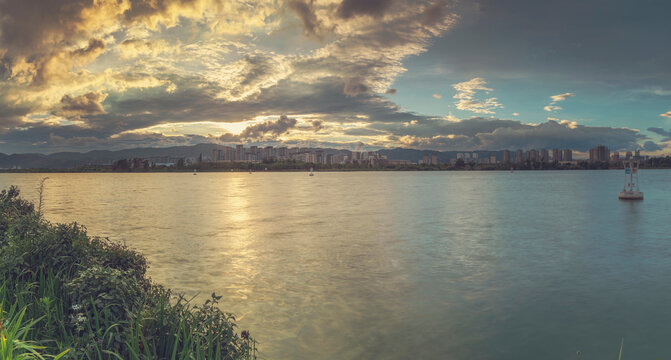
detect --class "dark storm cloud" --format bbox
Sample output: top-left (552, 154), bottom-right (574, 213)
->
top-left (291, 5), bottom-right (456, 98)
top-left (72, 38), bottom-right (105, 57)
top-left (0, 101), bottom-right (31, 130)
top-left (343, 128), bottom-right (388, 136)
top-left (0, 0), bottom-right (91, 56)
top-left (647, 127), bottom-right (671, 142)
top-left (49, 133), bottom-right (101, 147)
top-left (337, 0), bottom-right (395, 19)
top-left (473, 120), bottom-right (643, 151)
top-left (85, 76), bottom-right (424, 136)
top-left (239, 115), bottom-right (297, 139)
top-left (372, 117), bottom-right (523, 138)
top-left (217, 133), bottom-right (241, 143)
top-left (311, 120), bottom-right (324, 132)
top-left (225, 54), bottom-right (287, 99)
top-left (642, 141), bottom-right (663, 151)
top-left (286, 0), bottom-right (327, 40)
top-left (421, 0), bottom-right (449, 26)
top-left (58, 92), bottom-right (107, 117)
top-left (372, 118), bottom-right (644, 151)
top-left (343, 77), bottom-right (369, 97)
top-left (433, 0), bottom-right (671, 85)
top-left (385, 88), bottom-right (397, 94)
top-left (0, 76), bottom-right (424, 151)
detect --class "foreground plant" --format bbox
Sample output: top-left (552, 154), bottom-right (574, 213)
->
top-left (0, 186), bottom-right (255, 359)
top-left (0, 299), bottom-right (69, 360)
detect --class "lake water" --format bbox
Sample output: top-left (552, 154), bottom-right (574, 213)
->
top-left (1, 170), bottom-right (670, 359)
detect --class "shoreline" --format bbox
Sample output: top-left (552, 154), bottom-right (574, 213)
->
top-left (1, 167), bottom-right (670, 173)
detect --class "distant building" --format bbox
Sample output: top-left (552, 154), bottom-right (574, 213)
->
top-left (552, 148), bottom-right (561, 162)
top-left (611, 152), bottom-right (620, 162)
top-left (387, 159), bottom-right (413, 166)
top-left (503, 150), bottom-right (511, 163)
top-left (563, 149), bottom-right (572, 161)
top-left (423, 154), bottom-right (429, 165)
top-left (515, 149), bottom-right (523, 164)
top-left (540, 149), bottom-right (549, 162)
top-left (625, 151), bottom-right (632, 160)
top-left (263, 146), bottom-right (274, 160)
top-left (589, 145), bottom-right (610, 162)
top-left (431, 154), bottom-right (438, 165)
top-left (526, 149), bottom-right (538, 162)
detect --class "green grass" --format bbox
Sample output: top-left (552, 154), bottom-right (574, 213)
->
top-left (0, 185), bottom-right (256, 359)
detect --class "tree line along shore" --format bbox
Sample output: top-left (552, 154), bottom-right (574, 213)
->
top-left (0, 186), bottom-right (256, 359)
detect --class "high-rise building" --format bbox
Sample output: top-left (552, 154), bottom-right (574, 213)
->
top-left (211, 149), bottom-right (219, 162)
top-left (634, 150), bottom-right (641, 160)
top-left (612, 152), bottom-right (620, 162)
top-left (552, 149), bottom-right (561, 162)
top-left (431, 154), bottom-right (438, 165)
top-left (423, 154), bottom-right (429, 165)
top-left (526, 149), bottom-right (538, 162)
top-left (589, 145), bottom-right (610, 162)
top-left (515, 149), bottom-right (523, 164)
top-left (562, 149), bottom-right (572, 161)
top-left (625, 151), bottom-right (632, 160)
top-left (224, 146), bottom-right (234, 161)
top-left (503, 150), bottom-right (511, 163)
top-left (278, 147), bottom-right (288, 159)
top-left (235, 144), bottom-right (244, 161)
top-left (540, 149), bottom-right (549, 162)
top-left (262, 146), bottom-right (274, 160)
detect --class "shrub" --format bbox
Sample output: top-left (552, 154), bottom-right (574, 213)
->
top-left (0, 186), bottom-right (256, 359)
top-left (88, 237), bottom-right (148, 281)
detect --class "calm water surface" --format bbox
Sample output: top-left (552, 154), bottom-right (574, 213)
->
top-left (2, 171), bottom-right (671, 359)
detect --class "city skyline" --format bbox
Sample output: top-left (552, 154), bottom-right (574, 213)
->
top-left (1, 0), bottom-right (670, 154)
top-left (3, 142), bottom-right (651, 170)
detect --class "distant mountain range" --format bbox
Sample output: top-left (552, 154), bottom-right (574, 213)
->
top-left (0, 144), bottom-right (503, 169)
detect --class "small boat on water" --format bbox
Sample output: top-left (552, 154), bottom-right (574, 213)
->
top-left (619, 160), bottom-right (643, 200)
top-left (309, 167), bottom-right (314, 176)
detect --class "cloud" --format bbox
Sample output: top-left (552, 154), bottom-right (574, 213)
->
top-left (452, 77), bottom-right (502, 114)
top-left (239, 115), bottom-right (297, 139)
top-left (370, 117), bottom-right (644, 151)
top-left (344, 77), bottom-right (370, 97)
top-left (117, 39), bottom-right (175, 59)
top-left (550, 92), bottom-right (575, 102)
top-left (217, 133), bottom-right (242, 143)
top-left (385, 88), bottom-right (397, 94)
top-left (512, 112), bottom-right (519, 116)
top-left (57, 92), bottom-right (107, 117)
top-left (545, 92), bottom-right (575, 112)
top-left (432, 93), bottom-right (442, 99)
top-left (660, 111), bottom-right (671, 118)
top-left (214, 54), bottom-right (292, 101)
top-left (49, 133), bottom-right (101, 147)
top-left (642, 141), bottom-right (663, 151)
top-left (311, 120), bottom-right (324, 132)
top-left (337, 0), bottom-right (395, 19)
top-left (647, 127), bottom-right (671, 142)
top-left (286, 0), bottom-right (328, 40)
top-left (421, 0), bottom-right (450, 27)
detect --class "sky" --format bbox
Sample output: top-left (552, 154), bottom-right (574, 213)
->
top-left (0, 0), bottom-right (670, 154)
